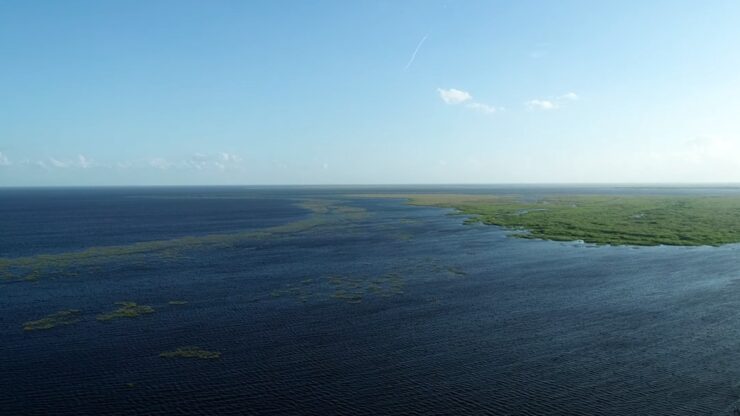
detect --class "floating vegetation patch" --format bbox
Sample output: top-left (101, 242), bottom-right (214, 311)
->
top-left (395, 232), bottom-right (414, 241)
top-left (23, 309), bottom-right (81, 331)
top-left (269, 273), bottom-right (405, 304)
top-left (0, 199), bottom-right (369, 283)
top-left (160, 346), bottom-right (221, 360)
top-left (167, 300), bottom-right (188, 305)
top-left (331, 290), bottom-right (363, 303)
top-left (97, 302), bottom-right (155, 321)
top-left (266, 259), bottom-right (469, 305)
top-left (445, 266), bottom-right (467, 277)
top-left (270, 283), bottom-right (312, 302)
top-left (406, 258), bottom-right (469, 281)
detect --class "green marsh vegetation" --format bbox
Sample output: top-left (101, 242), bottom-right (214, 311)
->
top-left (358, 193), bottom-right (740, 246)
top-left (97, 302), bottom-right (155, 321)
top-left (160, 346), bottom-right (221, 360)
top-left (0, 199), bottom-right (368, 283)
top-left (23, 309), bottom-right (82, 331)
top-left (22, 299), bottom-right (191, 330)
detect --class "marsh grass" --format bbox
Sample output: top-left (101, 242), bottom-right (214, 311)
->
top-left (97, 302), bottom-right (155, 321)
top-left (446, 266), bottom-right (467, 277)
top-left (160, 346), bottom-right (221, 360)
top-left (0, 199), bottom-right (368, 283)
top-left (23, 309), bottom-right (81, 331)
top-left (358, 193), bottom-right (740, 246)
top-left (270, 272), bottom-right (406, 304)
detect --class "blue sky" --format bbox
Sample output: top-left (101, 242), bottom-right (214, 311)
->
top-left (2, 0), bottom-right (740, 185)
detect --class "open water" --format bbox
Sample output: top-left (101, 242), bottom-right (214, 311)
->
top-left (3, 186), bottom-right (740, 415)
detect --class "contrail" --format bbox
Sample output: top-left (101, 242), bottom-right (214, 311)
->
top-left (404, 34), bottom-right (429, 71)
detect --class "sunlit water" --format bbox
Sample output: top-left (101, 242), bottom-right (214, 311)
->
top-left (3, 186), bottom-right (740, 415)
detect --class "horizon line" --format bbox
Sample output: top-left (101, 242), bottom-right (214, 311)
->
top-left (4, 182), bottom-right (740, 189)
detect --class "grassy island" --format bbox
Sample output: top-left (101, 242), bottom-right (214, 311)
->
top-left (23, 309), bottom-right (81, 331)
top-left (362, 193), bottom-right (740, 246)
top-left (96, 302), bottom-right (155, 321)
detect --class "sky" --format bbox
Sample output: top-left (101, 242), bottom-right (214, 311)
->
top-left (2, 0), bottom-right (740, 186)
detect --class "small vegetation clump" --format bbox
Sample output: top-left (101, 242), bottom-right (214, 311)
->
top-left (96, 302), bottom-right (155, 321)
top-left (167, 300), bottom-right (188, 305)
top-left (446, 266), bottom-right (467, 276)
top-left (23, 309), bottom-right (81, 331)
top-left (269, 273), bottom-right (406, 304)
top-left (331, 290), bottom-right (363, 304)
top-left (160, 346), bottom-right (221, 360)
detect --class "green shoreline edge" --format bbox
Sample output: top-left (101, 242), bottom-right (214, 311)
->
top-left (356, 193), bottom-right (740, 247)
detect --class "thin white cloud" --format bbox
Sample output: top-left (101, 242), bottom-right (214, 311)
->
top-left (49, 157), bottom-right (70, 168)
top-left (220, 152), bottom-right (242, 163)
top-left (149, 158), bottom-right (172, 170)
top-left (526, 99), bottom-right (558, 111)
top-left (8, 152), bottom-right (243, 173)
top-left (526, 92), bottom-right (580, 111)
top-left (77, 154), bottom-right (91, 168)
top-left (466, 102), bottom-right (498, 114)
top-left (39, 155), bottom-right (96, 169)
top-left (149, 152), bottom-right (243, 172)
top-left (404, 34), bottom-right (429, 71)
top-left (438, 87), bottom-right (499, 115)
top-left (438, 88), bottom-right (472, 105)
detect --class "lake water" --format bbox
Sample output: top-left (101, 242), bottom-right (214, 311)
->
top-left (3, 186), bottom-right (740, 415)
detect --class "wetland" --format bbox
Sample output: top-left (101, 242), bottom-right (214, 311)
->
top-left (4, 186), bottom-right (740, 415)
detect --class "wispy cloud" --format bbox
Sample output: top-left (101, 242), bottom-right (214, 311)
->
top-left (148, 152), bottom-right (244, 172)
top-left (526, 92), bottom-right (579, 111)
top-left (526, 99), bottom-right (557, 111)
top-left (0, 152), bottom-right (10, 166)
top-left (77, 154), bottom-right (91, 168)
top-left (561, 92), bottom-right (579, 101)
top-left (220, 152), bottom-right (242, 163)
top-left (45, 154), bottom-right (94, 168)
top-left (404, 34), bottom-right (429, 71)
top-left (466, 102), bottom-right (498, 114)
top-left (49, 157), bottom-right (69, 168)
top-left (437, 88), bottom-right (472, 104)
top-left (438, 87), bottom-right (499, 114)
top-left (149, 157), bottom-right (172, 170)
top-left (8, 152), bottom-right (244, 174)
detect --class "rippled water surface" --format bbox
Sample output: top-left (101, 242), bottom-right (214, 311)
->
top-left (3, 186), bottom-right (740, 415)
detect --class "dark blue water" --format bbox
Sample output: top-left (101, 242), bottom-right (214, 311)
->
top-left (3, 186), bottom-right (740, 415)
